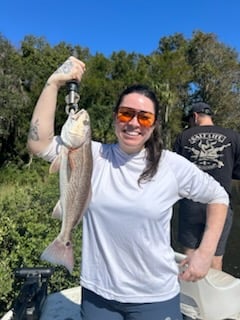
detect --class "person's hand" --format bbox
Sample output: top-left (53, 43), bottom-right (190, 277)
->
top-left (47, 56), bottom-right (86, 89)
top-left (178, 249), bottom-right (212, 282)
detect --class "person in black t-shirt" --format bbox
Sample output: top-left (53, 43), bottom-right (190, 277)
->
top-left (173, 102), bottom-right (240, 270)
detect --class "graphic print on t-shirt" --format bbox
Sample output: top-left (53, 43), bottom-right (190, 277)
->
top-left (184, 132), bottom-right (231, 171)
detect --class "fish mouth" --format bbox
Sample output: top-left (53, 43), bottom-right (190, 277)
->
top-left (61, 108), bottom-right (91, 149)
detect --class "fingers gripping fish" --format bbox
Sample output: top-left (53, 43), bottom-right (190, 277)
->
top-left (41, 109), bottom-right (92, 273)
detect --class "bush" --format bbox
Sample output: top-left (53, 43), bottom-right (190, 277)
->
top-left (0, 163), bottom-right (82, 317)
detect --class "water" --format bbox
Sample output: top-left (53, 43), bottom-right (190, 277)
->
top-left (172, 180), bottom-right (240, 278)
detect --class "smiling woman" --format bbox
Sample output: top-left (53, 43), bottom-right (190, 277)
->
top-left (113, 85), bottom-right (160, 159)
top-left (26, 56), bottom-right (229, 320)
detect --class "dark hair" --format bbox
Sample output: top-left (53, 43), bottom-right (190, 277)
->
top-left (183, 102), bottom-right (213, 121)
top-left (114, 84), bottom-right (163, 184)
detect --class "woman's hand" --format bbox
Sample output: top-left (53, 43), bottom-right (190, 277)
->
top-left (178, 249), bottom-right (212, 282)
top-left (27, 56), bottom-right (86, 155)
top-left (47, 56), bottom-right (86, 89)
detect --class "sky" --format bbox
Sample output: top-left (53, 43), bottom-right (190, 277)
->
top-left (1, 0), bottom-right (240, 57)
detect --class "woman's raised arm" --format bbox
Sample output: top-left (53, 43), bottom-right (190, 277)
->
top-left (27, 56), bottom-right (86, 155)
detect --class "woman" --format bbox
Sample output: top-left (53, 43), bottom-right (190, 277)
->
top-left (27, 56), bottom-right (229, 320)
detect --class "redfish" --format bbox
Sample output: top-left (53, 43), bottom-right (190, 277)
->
top-left (41, 109), bottom-right (92, 273)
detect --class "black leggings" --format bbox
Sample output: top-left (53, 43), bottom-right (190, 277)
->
top-left (80, 287), bottom-right (183, 320)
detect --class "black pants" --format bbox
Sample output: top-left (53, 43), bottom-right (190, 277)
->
top-left (80, 287), bottom-right (183, 320)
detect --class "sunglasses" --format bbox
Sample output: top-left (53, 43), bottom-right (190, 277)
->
top-left (116, 107), bottom-right (155, 128)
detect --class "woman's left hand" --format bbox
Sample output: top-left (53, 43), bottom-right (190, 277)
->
top-left (178, 249), bottom-right (212, 282)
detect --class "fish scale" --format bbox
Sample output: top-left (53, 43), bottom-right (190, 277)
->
top-left (41, 109), bottom-right (92, 273)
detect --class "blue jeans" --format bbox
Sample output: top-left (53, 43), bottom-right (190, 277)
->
top-left (80, 287), bottom-right (183, 320)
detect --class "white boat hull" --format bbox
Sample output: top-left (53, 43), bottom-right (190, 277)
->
top-left (2, 252), bottom-right (240, 320)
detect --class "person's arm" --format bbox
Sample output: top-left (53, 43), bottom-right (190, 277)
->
top-left (170, 152), bottom-right (229, 281)
top-left (179, 202), bottom-right (228, 281)
top-left (27, 56), bottom-right (86, 155)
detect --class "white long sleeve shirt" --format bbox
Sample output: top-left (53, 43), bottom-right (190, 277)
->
top-left (40, 139), bottom-right (229, 303)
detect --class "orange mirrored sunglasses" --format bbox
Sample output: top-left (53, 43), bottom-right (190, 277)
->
top-left (116, 107), bottom-right (155, 128)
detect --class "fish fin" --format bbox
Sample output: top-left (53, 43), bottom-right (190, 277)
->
top-left (41, 238), bottom-right (74, 274)
top-left (52, 200), bottom-right (63, 220)
top-left (49, 154), bottom-right (61, 173)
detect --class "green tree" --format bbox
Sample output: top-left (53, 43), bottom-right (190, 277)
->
top-left (0, 34), bottom-right (30, 165)
top-left (187, 31), bottom-right (240, 129)
top-left (150, 33), bottom-right (192, 147)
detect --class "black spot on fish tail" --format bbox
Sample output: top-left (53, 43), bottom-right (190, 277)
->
top-left (41, 238), bottom-right (74, 273)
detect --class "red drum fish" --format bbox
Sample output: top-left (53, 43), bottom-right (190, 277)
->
top-left (41, 109), bottom-right (92, 273)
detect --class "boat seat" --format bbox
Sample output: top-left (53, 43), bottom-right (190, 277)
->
top-left (175, 252), bottom-right (240, 320)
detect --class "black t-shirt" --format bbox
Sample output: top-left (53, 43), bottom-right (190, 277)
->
top-left (173, 125), bottom-right (240, 196)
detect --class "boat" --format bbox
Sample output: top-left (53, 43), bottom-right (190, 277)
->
top-left (2, 252), bottom-right (240, 320)
top-left (175, 252), bottom-right (240, 320)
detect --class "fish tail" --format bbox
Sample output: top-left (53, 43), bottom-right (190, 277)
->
top-left (41, 238), bottom-right (74, 273)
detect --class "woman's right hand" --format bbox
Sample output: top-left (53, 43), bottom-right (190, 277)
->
top-left (47, 56), bottom-right (86, 89)
top-left (27, 56), bottom-right (86, 155)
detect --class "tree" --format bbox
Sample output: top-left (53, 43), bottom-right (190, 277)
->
top-left (187, 31), bottom-right (240, 129)
top-left (0, 34), bottom-right (30, 165)
top-left (150, 33), bottom-right (192, 147)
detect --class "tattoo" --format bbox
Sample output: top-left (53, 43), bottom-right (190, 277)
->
top-left (54, 59), bottom-right (73, 74)
top-left (28, 119), bottom-right (39, 141)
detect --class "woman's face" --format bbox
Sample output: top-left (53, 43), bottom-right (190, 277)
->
top-left (114, 92), bottom-right (156, 154)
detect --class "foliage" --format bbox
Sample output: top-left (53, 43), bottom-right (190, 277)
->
top-left (186, 31), bottom-right (240, 128)
top-left (88, 104), bottom-right (116, 143)
top-left (0, 34), bottom-right (30, 165)
top-left (0, 29), bottom-right (240, 316)
top-left (1, 31), bottom-right (240, 164)
top-left (0, 164), bottom-right (82, 317)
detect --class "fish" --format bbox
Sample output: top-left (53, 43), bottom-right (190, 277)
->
top-left (40, 108), bottom-right (92, 273)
